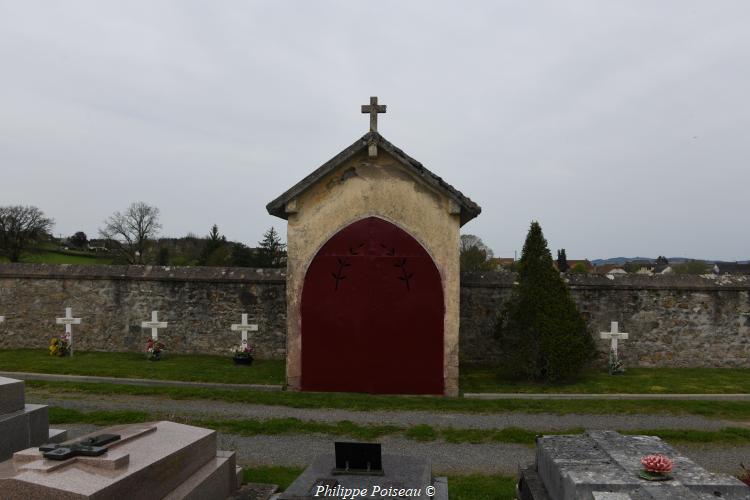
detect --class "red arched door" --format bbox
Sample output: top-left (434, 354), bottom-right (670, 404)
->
top-left (301, 217), bottom-right (444, 394)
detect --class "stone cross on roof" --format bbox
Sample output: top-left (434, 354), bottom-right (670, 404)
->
top-left (361, 96), bottom-right (387, 157)
top-left (361, 96), bottom-right (386, 132)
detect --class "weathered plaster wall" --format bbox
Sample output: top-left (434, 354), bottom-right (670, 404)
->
top-left (461, 272), bottom-right (750, 368)
top-left (2, 265), bottom-right (748, 370)
top-left (0, 264), bottom-right (286, 359)
top-left (284, 149), bottom-right (462, 395)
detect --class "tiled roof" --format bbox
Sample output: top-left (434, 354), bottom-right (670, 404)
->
top-left (266, 131), bottom-right (481, 226)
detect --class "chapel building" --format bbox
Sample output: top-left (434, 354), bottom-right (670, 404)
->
top-left (267, 98), bottom-right (480, 396)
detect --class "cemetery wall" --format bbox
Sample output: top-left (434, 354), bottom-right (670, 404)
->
top-left (0, 264), bottom-right (287, 358)
top-left (1, 264), bottom-right (749, 367)
top-left (461, 271), bottom-right (750, 368)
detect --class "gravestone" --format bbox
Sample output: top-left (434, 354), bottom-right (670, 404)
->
top-left (517, 430), bottom-right (748, 499)
top-left (600, 322), bottom-right (629, 358)
top-left (279, 442), bottom-right (448, 499)
top-left (601, 322), bottom-right (628, 374)
top-left (141, 310), bottom-right (167, 340)
top-left (0, 377), bottom-right (67, 462)
top-left (55, 306), bottom-right (81, 356)
top-left (231, 313), bottom-right (258, 347)
top-left (0, 420), bottom-right (241, 499)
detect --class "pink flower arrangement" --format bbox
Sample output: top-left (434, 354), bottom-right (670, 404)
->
top-left (231, 341), bottom-right (254, 358)
top-left (641, 454), bottom-right (673, 474)
top-left (145, 337), bottom-right (165, 361)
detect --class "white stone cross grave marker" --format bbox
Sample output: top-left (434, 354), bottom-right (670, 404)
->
top-left (56, 307), bottom-right (82, 356)
top-left (0, 315), bottom-right (4, 324)
top-left (231, 313), bottom-right (258, 345)
top-left (600, 321), bottom-right (629, 356)
top-left (141, 311), bottom-right (168, 340)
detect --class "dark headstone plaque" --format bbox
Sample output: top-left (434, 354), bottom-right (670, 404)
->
top-left (332, 442), bottom-right (384, 476)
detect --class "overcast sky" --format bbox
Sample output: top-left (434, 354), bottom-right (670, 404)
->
top-left (1, 1), bottom-right (748, 261)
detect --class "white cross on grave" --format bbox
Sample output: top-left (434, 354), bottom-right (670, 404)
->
top-left (231, 313), bottom-right (258, 345)
top-left (56, 307), bottom-right (82, 356)
top-left (141, 311), bottom-right (168, 340)
top-left (0, 315), bottom-right (4, 324)
top-left (600, 321), bottom-right (629, 356)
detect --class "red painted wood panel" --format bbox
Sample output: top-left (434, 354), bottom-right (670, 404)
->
top-left (301, 217), bottom-right (444, 394)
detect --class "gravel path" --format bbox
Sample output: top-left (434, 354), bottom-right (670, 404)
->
top-left (57, 424), bottom-right (750, 475)
top-left (28, 389), bottom-right (735, 431)
top-left (38, 389), bottom-right (750, 476)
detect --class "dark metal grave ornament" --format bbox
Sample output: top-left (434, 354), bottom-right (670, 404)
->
top-left (331, 442), bottom-right (384, 476)
top-left (39, 433), bottom-right (121, 461)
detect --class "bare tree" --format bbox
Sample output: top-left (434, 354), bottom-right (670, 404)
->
top-left (0, 205), bottom-right (54, 262)
top-left (460, 234), bottom-right (493, 256)
top-left (460, 234), bottom-right (495, 272)
top-left (100, 202), bottom-right (161, 264)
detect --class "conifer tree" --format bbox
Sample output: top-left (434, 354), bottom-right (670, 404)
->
top-left (557, 248), bottom-right (568, 272)
top-left (258, 227), bottom-right (287, 268)
top-left (495, 222), bottom-right (595, 381)
top-left (198, 224), bottom-right (227, 266)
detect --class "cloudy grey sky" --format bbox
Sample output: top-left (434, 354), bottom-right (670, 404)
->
top-left (1, 1), bottom-right (748, 261)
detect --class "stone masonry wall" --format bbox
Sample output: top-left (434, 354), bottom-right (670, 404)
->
top-left (1, 264), bottom-right (749, 367)
top-left (0, 264), bottom-right (286, 358)
top-left (461, 271), bottom-right (750, 368)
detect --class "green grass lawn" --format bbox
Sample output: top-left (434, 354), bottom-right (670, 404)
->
top-left (460, 364), bottom-right (750, 394)
top-left (29, 380), bottom-right (750, 420)
top-left (4, 350), bottom-right (749, 395)
top-left (243, 465), bottom-right (305, 491)
top-left (47, 407), bottom-right (750, 446)
top-left (0, 349), bottom-right (285, 385)
top-left (447, 474), bottom-right (516, 500)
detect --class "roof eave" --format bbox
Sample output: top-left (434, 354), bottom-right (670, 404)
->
top-left (266, 133), bottom-right (373, 220)
top-left (266, 132), bottom-right (481, 226)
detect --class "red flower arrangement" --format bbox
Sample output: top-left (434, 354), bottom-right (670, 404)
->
top-left (641, 454), bottom-right (673, 473)
top-left (639, 454), bottom-right (673, 480)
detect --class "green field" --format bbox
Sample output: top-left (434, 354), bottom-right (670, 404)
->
top-left (0, 248), bottom-right (111, 265)
top-left (22, 252), bottom-right (111, 265)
